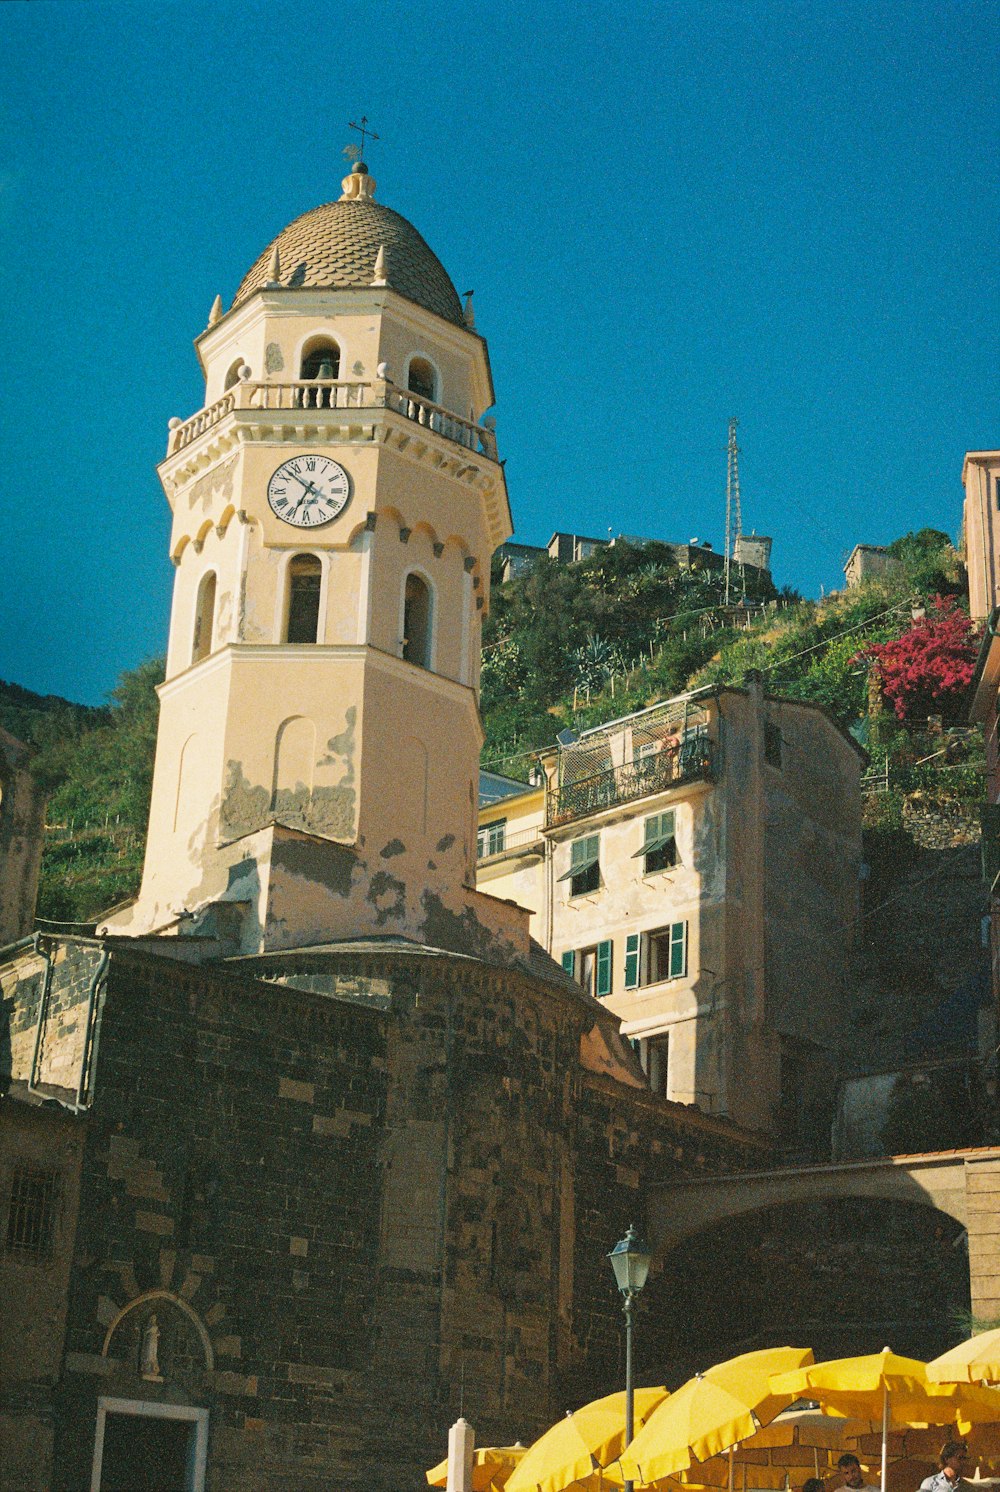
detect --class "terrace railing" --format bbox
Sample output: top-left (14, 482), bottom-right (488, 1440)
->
top-left (546, 737), bottom-right (715, 828)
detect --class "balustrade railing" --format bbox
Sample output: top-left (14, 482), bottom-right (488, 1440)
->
top-left (546, 738), bottom-right (715, 827)
top-left (168, 379), bottom-right (498, 460)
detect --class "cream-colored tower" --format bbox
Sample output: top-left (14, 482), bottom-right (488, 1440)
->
top-left (103, 164), bottom-right (528, 961)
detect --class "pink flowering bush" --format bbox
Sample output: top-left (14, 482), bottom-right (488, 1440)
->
top-left (854, 598), bottom-right (979, 722)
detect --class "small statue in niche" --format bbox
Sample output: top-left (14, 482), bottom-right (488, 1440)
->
top-left (140, 1314), bottom-right (163, 1382)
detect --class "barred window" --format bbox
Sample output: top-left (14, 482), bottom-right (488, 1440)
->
top-left (5, 1167), bottom-right (59, 1261)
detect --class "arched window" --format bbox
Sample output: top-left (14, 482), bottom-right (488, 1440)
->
top-left (299, 339), bottom-right (341, 408)
top-left (192, 572), bottom-right (216, 663)
top-left (403, 573), bottom-right (433, 669)
top-left (224, 359), bottom-right (244, 391)
top-left (284, 555), bottom-right (323, 644)
top-left (407, 356), bottom-right (437, 403)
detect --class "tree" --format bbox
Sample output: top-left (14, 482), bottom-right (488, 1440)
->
top-left (854, 598), bottom-right (979, 723)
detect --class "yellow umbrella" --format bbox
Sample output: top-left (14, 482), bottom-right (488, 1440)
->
top-left (770, 1347), bottom-right (1000, 1492)
top-left (926, 1328), bottom-right (1000, 1385)
top-left (427, 1444), bottom-right (528, 1489)
top-left (618, 1346), bottom-right (815, 1486)
top-left (506, 1387), bottom-right (670, 1492)
top-left (612, 1406), bottom-right (863, 1492)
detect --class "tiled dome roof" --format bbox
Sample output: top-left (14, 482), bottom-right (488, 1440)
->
top-left (232, 175), bottom-right (465, 327)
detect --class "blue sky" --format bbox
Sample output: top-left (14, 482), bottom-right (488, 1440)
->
top-left (2, 0), bottom-right (997, 704)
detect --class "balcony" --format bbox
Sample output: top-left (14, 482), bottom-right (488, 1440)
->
top-left (545, 738), bottom-right (716, 828)
top-left (476, 823), bottom-right (545, 865)
top-left (166, 379), bottom-right (498, 462)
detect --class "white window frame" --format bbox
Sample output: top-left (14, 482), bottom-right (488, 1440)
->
top-left (91, 1398), bottom-right (209, 1492)
top-left (624, 922), bottom-right (688, 989)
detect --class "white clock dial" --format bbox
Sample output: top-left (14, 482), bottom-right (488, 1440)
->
top-left (267, 455), bottom-right (350, 527)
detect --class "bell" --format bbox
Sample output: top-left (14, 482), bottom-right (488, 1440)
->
top-left (316, 358), bottom-right (334, 380)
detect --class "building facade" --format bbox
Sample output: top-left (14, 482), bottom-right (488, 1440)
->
top-left (963, 449), bottom-right (1000, 622)
top-left (477, 678), bottom-right (865, 1138)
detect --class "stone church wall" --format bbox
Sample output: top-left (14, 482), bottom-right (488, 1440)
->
top-left (1, 939), bottom-right (768, 1488)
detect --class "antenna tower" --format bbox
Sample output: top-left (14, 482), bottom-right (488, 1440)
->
top-left (724, 417), bottom-right (742, 606)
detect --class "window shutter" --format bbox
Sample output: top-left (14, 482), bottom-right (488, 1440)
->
top-left (645, 810), bottom-right (675, 846)
top-left (561, 950), bottom-right (576, 977)
top-left (596, 940), bottom-right (613, 997)
top-left (624, 933), bottom-right (640, 989)
top-left (669, 922), bottom-right (687, 979)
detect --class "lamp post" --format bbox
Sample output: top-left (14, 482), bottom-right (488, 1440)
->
top-left (608, 1223), bottom-right (651, 1492)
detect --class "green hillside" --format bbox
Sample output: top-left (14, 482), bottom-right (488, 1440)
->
top-left (481, 527), bottom-right (966, 776)
top-left (17, 527), bottom-right (972, 925)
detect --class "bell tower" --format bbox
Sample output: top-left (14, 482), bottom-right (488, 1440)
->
top-left (103, 163), bottom-right (527, 962)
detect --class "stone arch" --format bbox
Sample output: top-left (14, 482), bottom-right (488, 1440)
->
top-left (650, 1154), bottom-right (973, 1260)
top-left (101, 1289), bottom-right (215, 1373)
top-left (649, 1196), bottom-right (969, 1381)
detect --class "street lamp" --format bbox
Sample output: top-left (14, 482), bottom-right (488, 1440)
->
top-left (608, 1224), bottom-right (652, 1492)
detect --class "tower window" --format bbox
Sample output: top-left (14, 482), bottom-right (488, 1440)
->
top-left (192, 572), bottom-right (217, 664)
top-left (299, 339), bottom-right (341, 408)
top-left (224, 359), bottom-right (244, 391)
top-left (402, 573), bottom-right (433, 669)
top-left (407, 356), bottom-right (437, 403)
top-left (285, 555), bottom-right (323, 644)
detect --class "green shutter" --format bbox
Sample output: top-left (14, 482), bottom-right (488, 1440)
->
top-left (624, 933), bottom-right (640, 989)
top-left (571, 834), bottom-right (599, 867)
top-left (645, 810), bottom-right (675, 845)
top-left (669, 922), bottom-right (687, 978)
top-left (596, 940), bottom-right (613, 997)
top-left (561, 950), bottom-right (576, 977)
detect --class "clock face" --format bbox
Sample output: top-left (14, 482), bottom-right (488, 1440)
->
top-left (267, 455), bottom-right (350, 527)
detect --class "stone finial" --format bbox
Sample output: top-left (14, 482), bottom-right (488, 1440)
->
top-left (265, 247), bottom-right (281, 287)
top-left (372, 244), bottom-right (389, 286)
top-left (376, 361), bottom-right (391, 380)
top-left (462, 291), bottom-right (476, 329)
top-left (208, 294), bottom-right (223, 326)
top-left (340, 161), bottom-right (377, 201)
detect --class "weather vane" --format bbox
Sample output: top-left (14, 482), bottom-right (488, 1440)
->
top-left (344, 115), bottom-right (380, 163)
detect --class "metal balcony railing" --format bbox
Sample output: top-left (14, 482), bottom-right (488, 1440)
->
top-left (476, 824), bottom-right (545, 863)
top-left (546, 738), bottom-right (715, 827)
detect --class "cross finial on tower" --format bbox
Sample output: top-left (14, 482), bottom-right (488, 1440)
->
top-left (344, 115), bottom-right (380, 164)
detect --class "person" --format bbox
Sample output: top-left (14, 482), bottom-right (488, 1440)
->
top-left (803, 1478), bottom-right (826, 1492)
top-left (918, 1441), bottom-right (975, 1492)
top-left (833, 1454), bottom-right (878, 1492)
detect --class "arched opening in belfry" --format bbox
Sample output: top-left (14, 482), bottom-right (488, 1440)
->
top-left (192, 572), bottom-right (217, 664)
top-left (406, 356), bottom-right (437, 403)
top-left (299, 338), bottom-right (341, 407)
top-left (402, 573), bottom-right (433, 669)
top-left (224, 359), bottom-right (244, 390)
top-left (284, 555), bottom-right (323, 644)
top-left (644, 1198), bottom-right (969, 1389)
